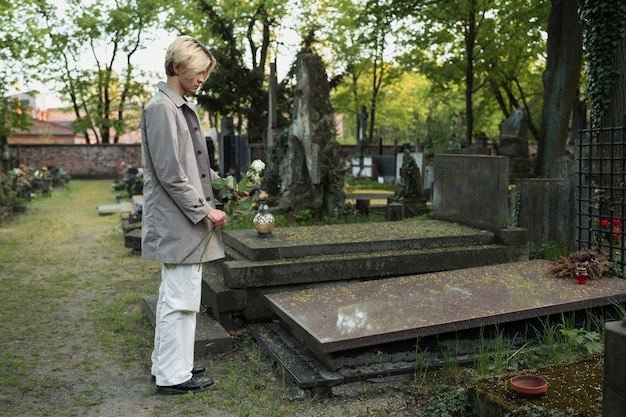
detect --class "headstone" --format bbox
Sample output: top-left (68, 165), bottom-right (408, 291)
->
top-left (516, 178), bottom-right (575, 249)
top-left (423, 165), bottom-right (435, 201)
top-left (273, 54), bottom-right (344, 215)
top-left (355, 105), bottom-right (369, 157)
top-left (497, 108), bottom-right (532, 178)
top-left (358, 106), bottom-right (368, 143)
top-left (219, 117), bottom-right (234, 177)
top-left (267, 62), bottom-right (278, 148)
top-left (205, 136), bottom-right (216, 171)
top-left (500, 108), bottom-right (527, 138)
top-left (433, 154), bottom-right (509, 231)
top-left (603, 321), bottom-right (626, 417)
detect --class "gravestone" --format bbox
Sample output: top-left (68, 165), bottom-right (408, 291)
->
top-left (355, 105), bottom-right (369, 157)
top-left (497, 108), bottom-right (532, 178)
top-left (433, 154), bottom-right (509, 231)
top-left (389, 149), bottom-right (429, 217)
top-left (273, 54), bottom-right (344, 215)
top-left (516, 177), bottom-right (575, 250)
top-left (603, 320), bottom-right (626, 417)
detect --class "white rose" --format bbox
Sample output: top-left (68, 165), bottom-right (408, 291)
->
top-left (250, 159), bottom-right (265, 174)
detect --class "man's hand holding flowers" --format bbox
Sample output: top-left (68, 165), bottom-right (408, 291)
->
top-left (212, 159), bottom-right (265, 217)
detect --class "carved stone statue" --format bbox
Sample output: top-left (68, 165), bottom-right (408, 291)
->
top-left (395, 149), bottom-right (424, 200)
top-left (391, 149), bottom-right (429, 217)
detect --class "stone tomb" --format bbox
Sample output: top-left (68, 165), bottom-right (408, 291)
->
top-left (250, 260), bottom-right (626, 388)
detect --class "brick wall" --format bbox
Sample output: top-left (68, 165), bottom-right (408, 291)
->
top-left (11, 143), bottom-right (400, 179)
top-left (13, 144), bottom-right (142, 179)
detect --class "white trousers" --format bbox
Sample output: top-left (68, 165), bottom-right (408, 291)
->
top-left (151, 263), bottom-right (202, 386)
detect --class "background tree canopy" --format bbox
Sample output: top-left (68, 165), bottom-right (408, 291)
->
top-left (3, 0), bottom-right (620, 177)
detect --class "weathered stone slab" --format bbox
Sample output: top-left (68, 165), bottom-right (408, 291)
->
top-left (265, 260), bottom-right (626, 361)
top-left (142, 295), bottom-right (232, 355)
top-left (516, 178), bottom-right (575, 248)
top-left (98, 202), bottom-right (133, 216)
top-left (201, 263), bottom-right (247, 317)
top-left (222, 220), bottom-right (496, 262)
top-left (124, 228), bottom-right (141, 250)
top-left (433, 155), bottom-right (509, 231)
top-left (223, 243), bottom-right (527, 289)
top-left (603, 320), bottom-right (626, 417)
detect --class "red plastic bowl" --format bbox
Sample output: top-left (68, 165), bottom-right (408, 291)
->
top-left (510, 375), bottom-right (548, 396)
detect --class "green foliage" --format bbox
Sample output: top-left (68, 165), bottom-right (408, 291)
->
top-left (187, 0), bottom-right (291, 141)
top-left (528, 242), bottom-right (572, 261)
top-left (504, 405), bottom-right (569, 417)
top-left (0, 71), bottom-right (34, 151)
top-left (610, 299), bottom-right (626, 318)
top-left (346, 177), bottom-right (395, 191)
top-left (413, 385), bottom-right (468, 417)
top-left (559, 328), bottom-right (603, 355)
top-left (6, 0), bottom-right (552, 151)
top-left (472, 311), bottom-right (609, 383)
top-left (580, 0), bottom-right (626, 121)
top-left (394, 0), bottom-right (549, 143)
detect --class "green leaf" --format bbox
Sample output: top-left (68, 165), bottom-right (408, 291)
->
top-left (238, 177), bottom-right (252, 192)
top-left (212, 177), bottom-right (228, 189)
top-left (238, 200), bottom-right (253, 211)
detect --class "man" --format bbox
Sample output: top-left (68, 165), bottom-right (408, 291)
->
top-left (140, 35), bottom-right (227, 395)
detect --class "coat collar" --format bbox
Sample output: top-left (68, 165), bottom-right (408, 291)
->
top-left (156, 81), bottom-right (190, 109)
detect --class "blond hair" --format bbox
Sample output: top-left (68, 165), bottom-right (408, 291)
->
top-left (165, 35), bottom-right (216, 80)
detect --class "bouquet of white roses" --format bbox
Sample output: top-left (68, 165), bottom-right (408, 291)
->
top-left (176, 159), bottom-right (266, 268)
top-left (211, 159), bottom-right (265, 217)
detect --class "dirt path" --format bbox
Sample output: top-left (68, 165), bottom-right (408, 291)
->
top-left (0, 181), bottom-right (163, 416)
top-left (0, 181), bottom-right (425, 417)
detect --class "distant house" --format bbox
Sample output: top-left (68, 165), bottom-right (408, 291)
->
top-left (8, 119), bottom-right (82, 145)
top-left (8, 93), bottom-right (141, 145)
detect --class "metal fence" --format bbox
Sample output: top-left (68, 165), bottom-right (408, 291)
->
top-left (577, 115), bottom-right (626, 277)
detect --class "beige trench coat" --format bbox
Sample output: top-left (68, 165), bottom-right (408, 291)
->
top-left (140, 81), bottom-right (224, 264)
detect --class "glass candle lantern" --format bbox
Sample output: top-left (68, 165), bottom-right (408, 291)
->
top-left (575, 267), bottom-right (589, 285)
top-left (253, 201), bottom-right (275, 238)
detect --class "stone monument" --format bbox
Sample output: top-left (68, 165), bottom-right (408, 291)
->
top-left (273, 54), bottom-right (344, 215)
top-left (389, 149), bottom-right (429, 217)
top-left (497, 108), bottom-right (532, 178)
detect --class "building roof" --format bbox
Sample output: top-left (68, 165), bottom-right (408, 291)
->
top-left (8, 119), bottom-right (82, 145)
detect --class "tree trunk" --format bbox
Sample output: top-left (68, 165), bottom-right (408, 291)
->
top-left (0, 135), bottom-right (9, 175)
top-left (536, 0), bottom-right (583, 177)
top-left (463, 2), bottom-right (476, 146)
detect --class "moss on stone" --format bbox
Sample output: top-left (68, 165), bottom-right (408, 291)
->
top-left (468, 354), bottom-right (603, 416)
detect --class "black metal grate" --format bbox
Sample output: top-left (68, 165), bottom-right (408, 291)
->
top-left (577, 115), bottom-right (626, 277)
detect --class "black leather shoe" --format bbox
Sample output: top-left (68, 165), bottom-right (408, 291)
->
top-left (151, 365), bottom-right (206, 383)
top-left (156, 375), bottom-right (215, 395)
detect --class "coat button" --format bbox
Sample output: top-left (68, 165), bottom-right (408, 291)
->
top-left (194, 127), bottom-right (199, 131)
top-left (201, 173), bottom-right (207, 178)
top-left (206, 196), bottom-right (211, 201)
top-left (197, 150), bottom-right (202, 155)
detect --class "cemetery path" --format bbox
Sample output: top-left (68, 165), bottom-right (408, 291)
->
top-left (0, 180), bottom-right (427, 417)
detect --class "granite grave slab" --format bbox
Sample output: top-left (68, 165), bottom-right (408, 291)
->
top-left (264, 260), bottom-right (626, 369)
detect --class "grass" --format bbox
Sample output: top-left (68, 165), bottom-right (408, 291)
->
top-left (0, 180), bottom-right (423, 417)
top-left (0, 180), bottom-right (621, 417)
